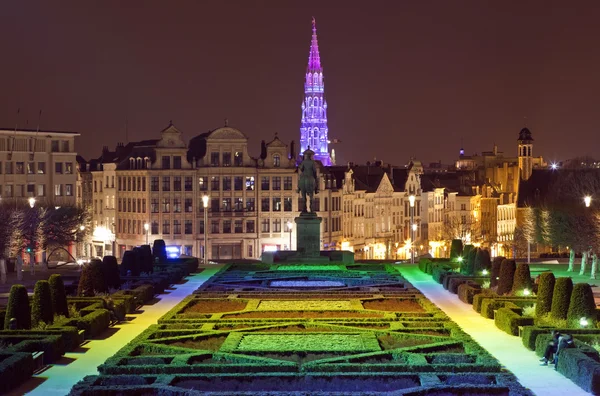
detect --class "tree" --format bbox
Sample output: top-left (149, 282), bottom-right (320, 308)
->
top-left (78, 259), bottom-right (107, 296)
top-left (591, 253), bottom-right (598, 280)
top-left (497, 259), bottom-right (516, 296)
top-left (449, 239), bottom-right (463, 261)
top-left (102, 256), bottom-right (120, 289)
top-left (49, 274), bottom-right (69, 317)
top-left (139, 245), bottom-right (154, 274)
top-left (567, 283), bottom-right (597, 328)
top-left (32, 280), bottom-right (54, 326)
top-left (550, 277), bottom-right (573, 320)
top-left (535, 272), bottom-right (555, 318)
top-left (44, 205), bottom-right (91, 249)
top-left (474, 248), bottom-right (491, 274)
top-left (490, 256), bottom-right (504, 288)
top-left (152, 240), bottom-right (167, 265)
top-left (511, 263), bottom-right (533, 295)
top-left (443, 214), bottom-right (481, 245)
top-left (4, 285), bottom-right (31, 329)
top-left (121, 250), bottom-right (140, 276)
top-left (462, 247), bottom-right (477, 275)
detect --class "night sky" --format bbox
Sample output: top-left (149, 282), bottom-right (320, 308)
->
top-left (1, 1), bottom-right (600, 166)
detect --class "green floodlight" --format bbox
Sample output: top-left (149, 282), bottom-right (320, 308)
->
top-left (580, 317), bottom-right (589, 328)
top-left (457, 257), bottom-right (463, 263)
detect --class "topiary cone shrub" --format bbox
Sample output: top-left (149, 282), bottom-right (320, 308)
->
top-left (4, 284), bottom-right (31, 329)
top-left (511, 263), bottom-right (533, 295)
top-left (102, 256), bottom-right (120, 290)
top-left (450, 239), bottom-right (463, 261)
top-left (32, 280), bottom-right (54, 326)
top-left (132, 247), bottom-right (143, 276)
top-left (152, 239), bottom-right (167, 265)
top-left (497, 259), bottom-right (516, 295)
top-left (490, 256), bottom-right (505, 288)
top-left (78, 259), bottom-right (107, 297)
top-left (139, 245), bottom-right (153, 274)
top-left (121, 250), bottom-right (140, 277)
top-left (49, 274), bottom-right (69, 317)
top-left (567, 283), bottom-right (597, 328)
top-left (461, 245), bottom-right (473, 273)
top-left (474, 249), bottom-right (491, 275)
top-left (462, 248), bottom-right (477, 275)
top-left (551, 277), bottom-right (573, 320)
top-left (535, 272), bottom-right (555, 318)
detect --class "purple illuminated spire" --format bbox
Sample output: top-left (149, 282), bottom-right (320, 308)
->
top-left (300, 17), bottom-right (331, 166)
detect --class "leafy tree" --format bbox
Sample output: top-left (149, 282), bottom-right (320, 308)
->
top-left (591, 253), bottom-right (598, 280)
top-left (567, 283), bottom-right (597, 327)
top-left (4, 284), bottom-right (31, 329)
top-left (535, 272), bottom-right (555, 317)
top-left (32, 280), bottom-right (54, 326)
top-left (49, 274), bottom-right (69, 317)
top-left (551, 277), bottom-right (573, 320)
top-left (78, 259), bottom-right (107, 296)
top-left (44, 205), bottom-right (91, 249)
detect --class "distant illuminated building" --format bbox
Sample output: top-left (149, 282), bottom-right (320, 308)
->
top-left (299, 18), bottom-right (331, 166)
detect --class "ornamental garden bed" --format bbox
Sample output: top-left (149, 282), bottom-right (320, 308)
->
top-left (71, 263), bottom-right (532, 395)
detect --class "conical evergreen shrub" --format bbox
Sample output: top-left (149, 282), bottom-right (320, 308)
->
top-left (102, 256), bottom-right (120, 289)
top-left (567, 283), bottom-right (597, 327)
top-left (121, 250), bottom-right (141, 276)
top-left (497, 259), bottom-right (516, 295)
top-left (49, 274), bottom-right (69, 317)
top-left (132, 247), bottom-right (143, 275)
top-left (78, 259), bottom-right (107, 297)
top-left (32, 280), bottom-right (54, 326)
top-left (152, 239), bottom-right (167, 265)
top-left (490, 256), bottom-right (505, 288)
top-left (4, 284), bottom-right (31, 329)
top-left (474, 249), bottom-right (491, 274)
top-left (535, 272), bottom-right (555, 318)
top-left (551, 277), bottom-right (573, 320)
top-left (462, 248), bottom-right (478, 275)
top-left (511, 263), bottom-right (533, 295)
top-left (139, 245), bottom-right (153, 273)
top-left (450, 239), bottom-right (463, 261)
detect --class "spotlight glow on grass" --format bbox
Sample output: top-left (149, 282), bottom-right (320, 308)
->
top-left (580, 317), bottom-right (589, 327)
top-left (457, 257), bottom-right (463, 263)
top-left (481, 269), bottom-right (489, 276)
top-left (523, 289), bottom-right (531, 296)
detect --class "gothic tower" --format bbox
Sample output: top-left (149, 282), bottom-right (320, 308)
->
top-left (299, 18), bottom-right (331, 166)
top-left (517, 127), bottom-right (534, 180)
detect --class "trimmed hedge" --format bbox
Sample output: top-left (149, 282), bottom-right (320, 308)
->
top-left (449, 239), bottom-right (463, 261)
top-left (139, 245), bottom-right (154, 274)
top-left (153, 239), bottom-right (167, 265)
top-left (473, 290), bottom-right (497, 313)
top-left (457, 283), bottom-right (481, 304)
top-left (4, 284), bottom-right (31, 329)
top-left (121, 250), bottom-right (141, 277)
top-left (32, 280), bottom-right (54, 326)
top-left (551, 277), bottom-right (573, 320)
top-left (480, 297), bottom-right (536, 319)
top-left (521, 326), bottom-right (600, 351)
top-left (474, 249), bottom-right (491, 275)
top-left (102, 256), bottom-right (121, 290)
top-left (496, 260), bottom-right (516, 296)
top-left (567, 283), bottom-right (597, 327)
top-left (49, 274), bottom-right (69, 317)
top-left (77, 309), bottom-right (111, 338)
top-left (78, 259), bottom-right (107, 297)
top-left (494, 307), bottom-right (534, 336)
top-left (535, 272), bottom-right (555, 318)
top-left (490, 257), bottom-right (504, 288)
top-left (462, 248), bottom-right (477, 276)
top-left (511, 263), bottom-right (532, 295)
top-left (0, 352), bottom-right (34, 394)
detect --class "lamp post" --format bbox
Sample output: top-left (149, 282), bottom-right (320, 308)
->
top-left (144, 222), bottom-right (149, 245)
top-left (203, 195), bottom-right (209, 264)
top-left (584, 196), bottom-right (592, 208)
top-left (287, 221), bottom-right (293, 250)
top-left (28, 197), bottom-right (36, 208)
top-left (409, 195), bottom-right (416, 264)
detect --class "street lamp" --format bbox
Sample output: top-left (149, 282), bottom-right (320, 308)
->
top-left (584, 196), bottom-right (592, 208)
top-left (202, 195), bottom-right (209, 264)
top-left (409, 195), bottom-right (416, 264)
top-left (28, 197), bottom-right (36, 208)
top-left (287, 221), bottom-right (293, 250)
top-left (144, 222), bottom-right (149, 245)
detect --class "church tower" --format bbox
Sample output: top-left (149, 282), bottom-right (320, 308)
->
top-left (299, 18), bottom-right (331, 166)
top-left (517, 127), bottom-right (534, 180)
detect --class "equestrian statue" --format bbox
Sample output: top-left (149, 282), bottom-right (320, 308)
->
top-left (297, 148), bottom-right (319, 213)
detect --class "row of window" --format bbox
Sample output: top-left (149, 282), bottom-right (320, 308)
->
top-left (148, 176), bottom-right (194, 192)
top-left (1, 183), bottom-right (73, 197)
top-left (209, 152), bottom-right (244, 167)
top-left (0, 161), bottom-right (52, 175)
top-left (118, 218), bottom-right (258, 236)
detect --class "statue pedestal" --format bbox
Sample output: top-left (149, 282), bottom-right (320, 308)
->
top-left (295, 212), bottom-right (322, 258)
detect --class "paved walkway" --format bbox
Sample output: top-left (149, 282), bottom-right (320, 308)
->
top-left (396, 264), bottom-right (591, 396)
top-left (18, 265), bottom-right (224, 396)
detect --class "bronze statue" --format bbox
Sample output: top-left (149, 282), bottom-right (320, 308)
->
top-left (297, 148), bottom-right (319, 212)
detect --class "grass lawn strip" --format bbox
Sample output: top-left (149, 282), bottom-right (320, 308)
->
top-left (235, 333), bottom-right (379, 352)
top-left (256, 300), bottom-right (353, 311)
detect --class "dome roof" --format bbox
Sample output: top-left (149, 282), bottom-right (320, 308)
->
top-left (518, 127), bottom-right (533, 141)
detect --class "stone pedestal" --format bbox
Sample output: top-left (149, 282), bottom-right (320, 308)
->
top-left (295, 212), bottom-right (322, 258)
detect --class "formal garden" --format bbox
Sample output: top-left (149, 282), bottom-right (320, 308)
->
top-left (70, 262), bottom-right (533, 395)
top-left (418, 239), bottom-right (600, 395)
top-left (0, 239), bottom-right (199, 394)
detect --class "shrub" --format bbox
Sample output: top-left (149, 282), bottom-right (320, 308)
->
top-left (49, 274), bottom-right (69, 318)
top-left (121, 250), bottom-right (140, 277)
top-left (551, 277), bottom-right (573, 320)
top-left (78, 259), bottom-right (107, 297)
top-left (139, 245), bottom-right (154, 274)
top-left (457, 283), bottom-right (481, 304)
top-left (535, 272), bottom-right (555, 318)
top-left (450, 239), bottom-right (463, 261)
top-left (511, 263), bottom-right (533, 295)
top-left (462, 248), bottom-right (478, 276)
top-left (152, 239), bottom-right (167, 265)
top-left (473, 289), bottom-right (497, 313)
top-left (77, 309), bottom-right (111, 338)
top-left (474, 249), bottom-right (491, 275)
top-left (495, 307), bottom-right (534, 336)
top-left (522, 304), bottom-right (536, 317)
top-left (4, 284), bottom-right (31, 329)
top-left (102, 256), bottom-right (120, 289)
top-left (497, 259), bottom-right (516, 295)
top-left (132, 247), bottom-right (143, 276)
top-left (490, 257), bottom-right (504, 288)
top-left (0, 352), bottom-right (34, 394)
top-left (567, 283), bottom-right (597, 327)
top-left (32, 280), bottom-right (54, 326)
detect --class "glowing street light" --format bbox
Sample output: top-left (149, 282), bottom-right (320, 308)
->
top-left (457, 256), bottom-right (463, 263)
top-left (28, 197), bottom-right (36, 208)
top-left (80, 225), bottom-right (85, 231)
top-left (202, 195), bottom-right (209, 264)
top-left (550, 163), bottom-right (558, 170)
top-left (409, 195), bottom-right (416, 264)
top-left (144, 222), bottom-right (149, 245)
top-left (584, 196), bottom-right (592, 208)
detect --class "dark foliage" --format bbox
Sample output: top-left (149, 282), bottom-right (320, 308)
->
top-left (511, 263), bottom-right (533, 294)
top-left (121, 250), bottom-right (140, 277)
top-left (551, 277), bottom-right (573, 320)
top-left (473, 249), bottom-right (491, 274)
top-left (78, 259), bottom-right (107, 297)
top-left (496, 260), bottom-right (516, 295)
top-left (449, 239), bottom-right (463, 261)
top-left (535, 272), bottom-right (555, 318)
top-left (139, 245), bottom-right (153, 274)
top-left (32, 280), bottom-right (54, 325)
top-left (490, 257), bottom-right (504, 288)
top-left (48, 274), bottom-right (69, 317)
top-left (152, 239), bottom-right (167, 265)
top-left (102, 256), bottom-right (121, 289)
top-left (567, 283), bottom-right (597, 327)
top-left (4, 284), bottom-right (31, 329)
